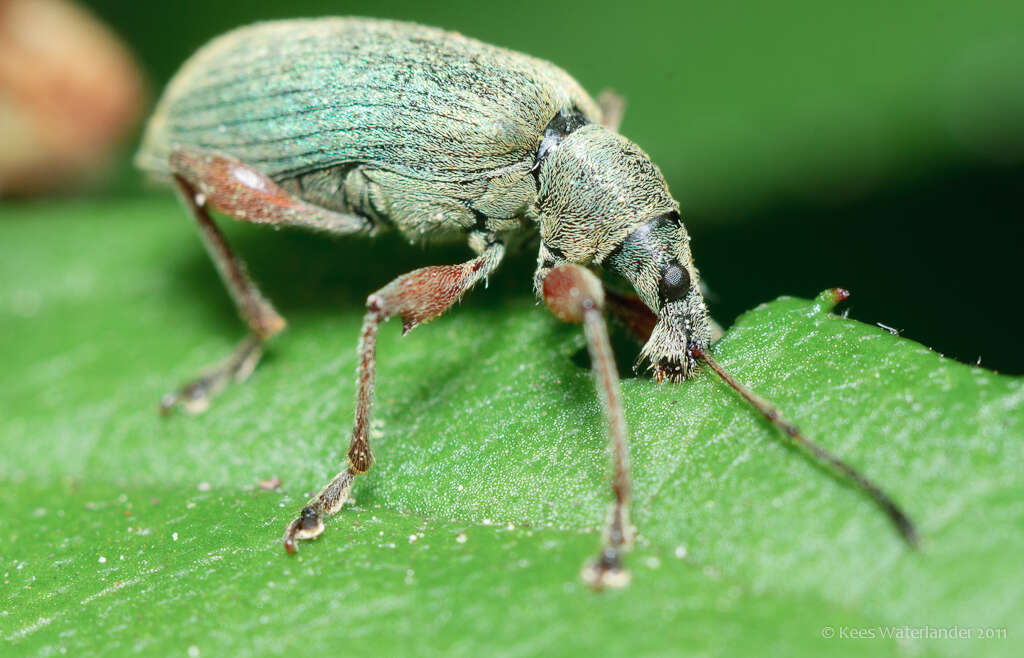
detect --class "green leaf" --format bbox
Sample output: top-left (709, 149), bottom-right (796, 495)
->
top-left (1, 198), bottom-right (1021, 657)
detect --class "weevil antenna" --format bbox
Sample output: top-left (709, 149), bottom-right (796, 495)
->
top-left (688, 345), bottom-right (919, 548)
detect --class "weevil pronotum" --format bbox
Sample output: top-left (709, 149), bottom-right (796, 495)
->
top-left (137, 17), bottom-right (918, 589)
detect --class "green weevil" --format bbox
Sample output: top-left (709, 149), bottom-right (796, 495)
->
top-left (137, 17), bottom-right (917, 589)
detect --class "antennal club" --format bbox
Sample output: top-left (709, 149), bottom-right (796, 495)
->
top-left (688, 345), bottom-right (920, 548)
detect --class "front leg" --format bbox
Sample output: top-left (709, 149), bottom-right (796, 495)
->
top-left (284, 238), bottom-right (505, 552)
top-left (604, 286), bottom-right (724, 348)
top-left (543, 264), bottom-right (634, 589)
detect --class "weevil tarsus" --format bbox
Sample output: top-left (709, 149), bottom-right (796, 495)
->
top-left (160, 333), bottom-right (263, 415)
top-left (284, 239), bottom-right (506, 551)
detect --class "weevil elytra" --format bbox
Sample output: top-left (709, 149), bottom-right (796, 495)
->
top-left (137, 17), bottom-right (918, 589)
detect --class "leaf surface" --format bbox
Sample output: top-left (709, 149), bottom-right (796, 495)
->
top-left (1, 199), bottom-right (1021, 657)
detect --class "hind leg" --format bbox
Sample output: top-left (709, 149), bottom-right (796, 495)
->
top-left (162, 150), bottom-right (373, 414)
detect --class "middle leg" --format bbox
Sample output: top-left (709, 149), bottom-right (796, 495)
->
top-left (284, 238), bottom-right (505, 552)
top-left (604, 285), bottom-right (724, 348)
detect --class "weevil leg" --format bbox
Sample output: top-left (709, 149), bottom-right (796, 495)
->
top-left (537, 252), bottom-right (658, 347)
top-left (709, 318), bottom-right (725, 345)
top-left (604, 286), bottom-right (658, 345)
top-left (169, 150), bottom-right (374, 235)
top-left (604, 286), bottom-right (723, 346)
top-left (162, 151), bottom-right (375, 414)
top-left (542, 264), bottom-right (635, 590)
top-left (160, 333), bottom-right (264, 414)
top-left (598, 89), bottom-right (626, 132)
top-left (284, 237), bottom-right (506, 552)
top-left (161, 174), bottom-right (286, 414)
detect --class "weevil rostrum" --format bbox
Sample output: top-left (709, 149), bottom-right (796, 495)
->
top-left (136, 17), bottom-right (918, 588)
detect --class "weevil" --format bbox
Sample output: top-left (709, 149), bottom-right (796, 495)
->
top-left (137, 17), bottom-right (918, 589)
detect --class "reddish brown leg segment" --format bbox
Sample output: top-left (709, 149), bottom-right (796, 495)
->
top-left (284, 240), bottom-right (505, 552)
top-left (544, 264), bottom-right (634, 589)
top-left (161, 175), bottom-right (286, 413)
top-left (170, 150), bottom-right (373, 235)
top-left (162, 150), bottom-right (373, 414)
top-left (604, 286), bottom-right (658, 345)
top-left (604, 286), bottom-right (723, 349)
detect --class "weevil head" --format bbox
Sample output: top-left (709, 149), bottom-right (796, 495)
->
top-left (536, 124), bottom-right (710, 382)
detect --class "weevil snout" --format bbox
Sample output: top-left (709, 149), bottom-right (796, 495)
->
top-left (642, 297), bottom-right (708, 383)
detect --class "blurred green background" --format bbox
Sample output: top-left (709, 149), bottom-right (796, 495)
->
top-left (78, 0), bottom-right (1024, 372)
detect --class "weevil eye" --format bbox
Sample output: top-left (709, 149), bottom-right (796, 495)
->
top-left (659, 261), bottom-right (691, 303)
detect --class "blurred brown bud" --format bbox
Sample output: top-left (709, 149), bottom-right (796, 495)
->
top-left (0, 0), bottom-right (144, 196)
